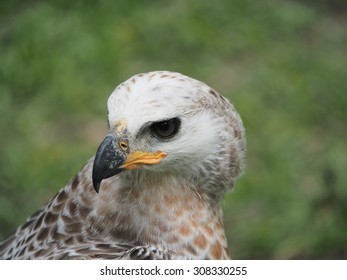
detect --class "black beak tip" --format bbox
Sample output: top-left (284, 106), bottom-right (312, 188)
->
top-left (92, 159), bottom-right (101, 193)
top-left (93, 179), bottom-right (101, 193)
top-left (92, 167), bottom-right (124, 193)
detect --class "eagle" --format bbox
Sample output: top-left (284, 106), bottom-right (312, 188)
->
top-left (0, 71), bottom-right (246, 259)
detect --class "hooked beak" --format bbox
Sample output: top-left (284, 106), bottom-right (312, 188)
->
top-left (92, 123), bottom-right (167, 193)
top-left (92, 134), bottom-right (125, 193)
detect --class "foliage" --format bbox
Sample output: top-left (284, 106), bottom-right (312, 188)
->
top-left (0, 0), bottom-right (346, 259)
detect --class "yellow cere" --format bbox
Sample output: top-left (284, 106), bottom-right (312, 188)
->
top-left (114, 118), bottom-right (127, 133)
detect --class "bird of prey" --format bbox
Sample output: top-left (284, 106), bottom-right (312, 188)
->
top-left (0, 71), bottom-right (246, 259)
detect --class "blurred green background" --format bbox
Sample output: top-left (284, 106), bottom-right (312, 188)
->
top-left (1, 0), bottom-right (346, 259)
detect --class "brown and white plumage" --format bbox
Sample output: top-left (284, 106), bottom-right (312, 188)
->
top-left (0, 71), bottom-right (246, 259)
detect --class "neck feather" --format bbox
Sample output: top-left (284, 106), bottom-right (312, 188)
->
top-left (83, 171), bottom-right (230, 259)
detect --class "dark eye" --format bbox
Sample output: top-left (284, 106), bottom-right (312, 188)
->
top-left (151, 118), bottom-right (181, 139)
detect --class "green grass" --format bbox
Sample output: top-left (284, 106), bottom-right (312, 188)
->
top-left (1, 0), bottom-right (346, 259)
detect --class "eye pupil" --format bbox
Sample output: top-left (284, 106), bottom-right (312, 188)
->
top-left (159, 121), bottom-right (169, 131)
top-left (151, 118), bottom-right (180, 139)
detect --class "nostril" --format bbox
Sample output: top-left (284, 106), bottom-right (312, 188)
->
top-left (119, 141), bottom-right (128, 151)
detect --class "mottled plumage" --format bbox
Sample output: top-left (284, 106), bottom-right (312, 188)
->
top-left (0, 71), bottom-right (246, 259)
